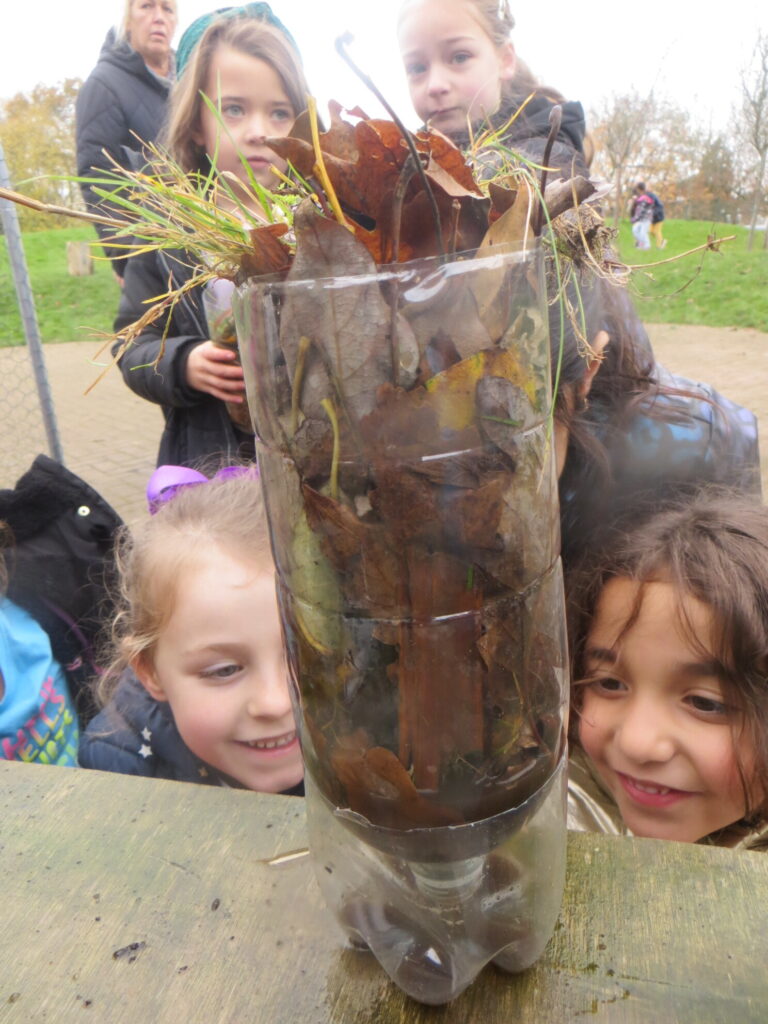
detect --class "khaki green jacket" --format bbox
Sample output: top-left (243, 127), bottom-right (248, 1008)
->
top-left (567, 746), bottom-right (768, 852)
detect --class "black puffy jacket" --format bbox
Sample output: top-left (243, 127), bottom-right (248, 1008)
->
top-left (113, 247), bottom-right (251, 469)
top-left (449, 92), bottom-right (590, 181)
top-left (75, 29), bottom-right (173, 274)
top-left (0, 456), bottom-right (123, 725)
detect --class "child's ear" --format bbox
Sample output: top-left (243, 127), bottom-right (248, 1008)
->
top-left (499, 42), bottom-right (517, 82)
top-left (132, 653), bottom-right (167, 702)
top-left (581, 330), bottom-right (610, 399)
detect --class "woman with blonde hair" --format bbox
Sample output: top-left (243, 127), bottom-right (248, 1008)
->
top-left (76, 0), bottom-right (178, 282)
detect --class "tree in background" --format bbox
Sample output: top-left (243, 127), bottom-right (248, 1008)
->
top-left (734, 33), bottom-right (768, 250)
top-left (589, 90), bottom-right (656, 226)
top-left (589, 91), bottom-right (704, 225)
top-left (0, 80), bottom-right (83, 230)
top-left (678, 133), bottom-right (738, 222)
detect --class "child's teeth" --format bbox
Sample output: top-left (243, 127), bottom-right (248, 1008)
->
top-left (634, 780), bottom-right (670, 794)
top-left (248, 733), bottom-right (294, 750)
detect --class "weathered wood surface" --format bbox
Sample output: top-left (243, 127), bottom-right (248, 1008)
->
top-left (1, 760), bottom-right (766, 1022)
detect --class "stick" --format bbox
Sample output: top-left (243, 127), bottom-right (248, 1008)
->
top-left (334, 32), bottom-right (444, 257)
top-left (0, 186), bottom-right (125, 229)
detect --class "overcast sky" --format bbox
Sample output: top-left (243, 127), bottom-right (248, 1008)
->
top-left (1, 1), bottom-right (765, 134)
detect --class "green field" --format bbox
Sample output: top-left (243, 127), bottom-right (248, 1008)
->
top-left (1, 220), bottom-right (767, 346)
top-left (0, 226), bottom-right (120, 345)
top-left (615, 219), bottom-right (768, 331)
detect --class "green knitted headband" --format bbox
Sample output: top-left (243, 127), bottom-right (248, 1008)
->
top-left (176, 3), bottom-right (300, 76)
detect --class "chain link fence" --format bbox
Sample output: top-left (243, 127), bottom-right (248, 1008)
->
top-left (1, 141), bottom-right (63, 487)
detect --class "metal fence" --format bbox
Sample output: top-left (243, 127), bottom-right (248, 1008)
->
top-left (1, 141), bottom-right (63, 485)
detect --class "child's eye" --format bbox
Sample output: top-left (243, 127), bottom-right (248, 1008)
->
top-left (451, 51), bottom-right (473, 66)
top-left (222, 103), bottom-right (244, 118)
top-left (271, 107), bottom-right (293, 123)
top-left (586, 676), bottom-right (626, 696)
top-left (200, 663), bottom-right (242, 681)
top-left (405, 61), bottom-right (427, 78)
top-left (686, 694), bottom-right (730, 717)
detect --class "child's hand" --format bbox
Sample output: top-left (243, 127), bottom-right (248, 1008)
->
top-left (186, 341), bottom-right (246, 403)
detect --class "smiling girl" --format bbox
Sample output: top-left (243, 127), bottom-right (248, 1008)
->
top-left (113, 4), bottom-right (311, 469)
top-left (568, 491), bottom-right (768, 849)
top-left (80, 466), bottom-right (303, 794)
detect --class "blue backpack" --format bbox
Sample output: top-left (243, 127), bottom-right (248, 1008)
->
top-left (648, 191), bottom-right (665, 222)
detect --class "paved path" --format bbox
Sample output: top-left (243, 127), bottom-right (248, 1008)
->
top-left (1, 342), bottom-right (162, 524)
top-left (2, 325), bottom-right (766, 526)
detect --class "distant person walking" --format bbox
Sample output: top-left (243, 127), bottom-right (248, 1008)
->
top-left (76, 0), bottom-right (178, 285)
top-left (641, 181), bottom-right (667, 249)
top-left (629, 183), bottom-right (654, 250)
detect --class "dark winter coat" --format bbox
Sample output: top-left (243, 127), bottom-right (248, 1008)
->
top-left (0, 456), bottom-right (123, 725)
top-left (113, 247), bottom-right (253, 469)
top-left (451, 92), bottom-right (589, 181)
top-left (79, 668), bottom-right (304, 795)
top-left (75, 29), bottom-right (173, 275)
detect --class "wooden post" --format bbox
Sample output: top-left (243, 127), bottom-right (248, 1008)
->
top-left (66, 240), bottom-right (93, 276)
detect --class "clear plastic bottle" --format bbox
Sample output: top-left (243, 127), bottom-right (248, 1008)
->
top-left (235, 241), bottom-right (568, 1004)
top-left (305, 756), bottom-right (567, 1004)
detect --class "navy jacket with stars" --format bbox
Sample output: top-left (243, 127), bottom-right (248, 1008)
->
top-left (78, 669), bottom-right (303, 794)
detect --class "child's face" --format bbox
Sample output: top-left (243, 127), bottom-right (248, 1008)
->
top-left (398, 0), bottom-right (515, 138)
top-left (139, 543), bottom-right (303, 792)
top-left (193, 44), bottom-right (294, 192)
top-left (577, 578), bottom-right (756, 843)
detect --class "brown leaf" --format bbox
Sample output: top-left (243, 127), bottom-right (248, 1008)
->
top-left (331, 735), bottom-right (463, 828)
top-left (302, 484), bottom-right (404, 613)
top-left (278, 201), bottom-right (394, 423)
top-left (477, 184), bottom-right (537, 251)
top-left (239, 222), bottom-right (292, 279)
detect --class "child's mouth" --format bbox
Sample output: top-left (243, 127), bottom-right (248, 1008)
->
top-left (239, 731), bottom-right (297, 753)
top-left (617, 771), bottom-right (693, 808)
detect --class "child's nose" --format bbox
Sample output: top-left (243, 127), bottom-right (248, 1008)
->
top-left (244, 114), bottom-right (269, 143)
top-left (615, 697), bottom-right (676, 764)
top-left (426, 66), bottom-right (450, 97)
top-left (246, 663), bottom-right (294, 721)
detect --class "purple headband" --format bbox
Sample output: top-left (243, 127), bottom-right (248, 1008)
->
top-left (147, 464), bottom-right (259, 515)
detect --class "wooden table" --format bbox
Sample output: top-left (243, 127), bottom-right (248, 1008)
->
top-left (1, 761), bottom-right (766, 1022)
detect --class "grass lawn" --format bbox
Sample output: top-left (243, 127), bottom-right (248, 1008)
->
top-left (1, 220), bottom-right (766, 346)
top-left (615, 219), bottom-right (768, 331)
top-left (0, 226), bottom-right (120, 346)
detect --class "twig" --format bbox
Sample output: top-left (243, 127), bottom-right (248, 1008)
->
top-left (0, 186), bottom-right (125, 229)
top-left (334, 32), bottom-right (444, 257)
top-left (291, 335), bottom-right (312, 436)
top-left (626, 234), bottom-right (736, 270)
top-left (533, 105), bottom-right (562, 236)
top-left (320, 398), bottom-right (341, 500)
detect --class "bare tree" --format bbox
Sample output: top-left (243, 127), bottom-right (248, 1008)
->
top-left (589, 90), bottom-right (657, 225)
top-left (736, 33), bottom-right (768, 250)
top-left (589, 92), bottom-right (701, 223)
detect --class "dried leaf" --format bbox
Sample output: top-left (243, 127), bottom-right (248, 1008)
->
top-left (278, 201), bottom-right (394, 423)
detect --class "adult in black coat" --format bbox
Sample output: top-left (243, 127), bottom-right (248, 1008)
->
top-left (113, 247), bottom-right (251, 469)
top-left (75, 0), bottom-right (177, 281)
